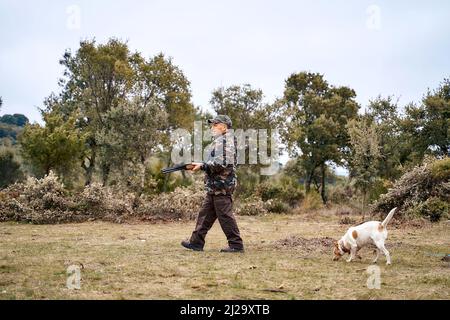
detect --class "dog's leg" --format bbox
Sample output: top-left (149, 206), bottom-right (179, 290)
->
top-left (346, 246), bottom-right (357, 263)
top-left (356, 247), bottom-right (362, 260)
top-left (372, 249), bottom-right (380, 264)
top-left (375, 240), bottom-right (391, 265)
top-left (381, 245), bottom-right (391, 265)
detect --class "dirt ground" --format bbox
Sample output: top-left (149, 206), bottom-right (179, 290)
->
top-left (0, 212), bottom-right (449, 299)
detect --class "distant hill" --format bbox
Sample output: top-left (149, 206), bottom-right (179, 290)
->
top-left (0, 113), bottom-right (29, 127)
top-left (0, 113), bottom-right (29, 144)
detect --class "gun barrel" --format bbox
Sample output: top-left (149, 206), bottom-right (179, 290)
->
top-left (161, 164), bottom-right (188, 174)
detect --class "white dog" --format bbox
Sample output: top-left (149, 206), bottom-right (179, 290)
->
top-left (333, 207), bottom-right (397, 265)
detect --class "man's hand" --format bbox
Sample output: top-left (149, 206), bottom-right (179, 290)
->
top-left (186, 162), bottom-right (203, 171)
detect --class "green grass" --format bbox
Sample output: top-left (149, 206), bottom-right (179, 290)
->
top-left (0, 213), bottom-right (449, 299)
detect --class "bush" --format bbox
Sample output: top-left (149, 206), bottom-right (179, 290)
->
top-left (328, 183), bottom-right (354, 205)
top-left (76, 183), bottom-right (133, 219)
top-left (430, 157), bottom-right (450, 181)
top-left (256, 182), bottom-right (283, 201)
top-left (135, 180), bottom-right (204, 221)
top-left (372, 157), bottom-right (450, 222)
top-left (264, 199), bottom-right (291, 213)
top-left (0, 171), bottom-right (74, 223)
top-left (368, 179), bottom-right (391, 203)
top-left (297, 191), bottom-right (324, 212)
top-left (235, 196), bottom-right (268, 216)
top-left (256, 176), bottom-right (304, 207)
top-left (234, 167), bottom-right (261, 198)
top-left (410, 197), bottom-right (449, 222)
top-left (0, 170), bottom-right (204, 224)
top-left (0, 171), bottom-right (134, 224)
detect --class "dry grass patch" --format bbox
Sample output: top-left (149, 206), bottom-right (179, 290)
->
top-left (0, 213), bottom-right (449, 299)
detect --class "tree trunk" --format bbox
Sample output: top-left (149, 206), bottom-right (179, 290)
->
top-left (320, 163), bottom-right (327, 204)
top-left (83, 149), bottom-right (96, 186)
top-left (138, 155), bottom-right (147, 196)
top-left (140, 164), bottom-right (146, 195)
top-left (305, 170), bottom-right (314, 193)
top-left (101, 163), bottom-right (110, 187)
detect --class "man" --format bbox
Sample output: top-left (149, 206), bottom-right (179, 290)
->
top-left (181, 115), bottom-right (244, 253)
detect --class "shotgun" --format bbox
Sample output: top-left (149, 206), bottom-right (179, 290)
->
top-left (161, 163), bottom-right (189, 174)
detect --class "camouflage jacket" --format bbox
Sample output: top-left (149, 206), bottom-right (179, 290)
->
top-left (201, 132), bottom-right (237, 195)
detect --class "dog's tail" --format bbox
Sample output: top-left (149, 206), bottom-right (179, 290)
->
top-left (381, 207), bottom-right (397, 228)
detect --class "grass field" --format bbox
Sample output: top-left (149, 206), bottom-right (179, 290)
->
top-left (0, 212), bottom-right (449, 300)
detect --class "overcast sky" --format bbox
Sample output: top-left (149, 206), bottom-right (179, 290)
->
top-left (1, 0), bottom-right (449, 123)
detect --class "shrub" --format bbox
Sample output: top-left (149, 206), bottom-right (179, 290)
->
top-left (430, 157), bottom-right (450, 181)
top-left (328, 183), bottom-right (354, 205)
top-left (76, 183), bottom-right (133, 220)
top-left (256, 182), bottom-right (283, 201)
top-left (234, 167), bottom-right (261, 198)
top-left (297, 191), bottom-right (323, 212)
top-left (80, 182), bottom-right (108, 206)
top-left (256, 177), bottom-right (304, 207)
top-left (235, 196), bottom-right (268, 216)
top-left (0, 171), bottom-right (74, 223)
top-left (0, 172), bottom-right (133, 223)
top-left (22, 172), bottom-right (66, 202)
top-left (371, 157), bottom-right (450, 222)
top-left (410, 197), bottom-right (449, 222)
top-left (264, 199), bottom-right (291, 213)
top-left (368, 179), bottom-right (391, 203)
top-left (135, 180), bottom-right (204, 221)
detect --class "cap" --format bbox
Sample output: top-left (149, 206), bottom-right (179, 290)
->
top-left (207, 114), bottom-right (232, 128)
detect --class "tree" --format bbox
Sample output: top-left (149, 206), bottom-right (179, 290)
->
top-left (210, 85), bottom-right (282, 193)
top-left (19, 109), bottom-right (86, 181)
top-left (364, 96), bottom-right (402, 180)
top-left (97, 97), bottom-right (168, 194)
top-left (53, 39), bottom-right (195, 186)
top-left (210, 85), bottom-right (265, 130)
top-left (134, 53), bottom-right (194, 131)
top-left (401, 78), bottom-right (450, 161)
top-left (56, 38), bottom-right (136, 185)
top-left (132, 53), bottom-right (195, 192)
top-left (0, 147), bottom-right (24, 188)
top-left (281, 72), bottom-right (359, 203)
top-left (347, 119), bottom-right (381, 217)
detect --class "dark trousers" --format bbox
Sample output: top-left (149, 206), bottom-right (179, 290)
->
top-left (190, 194), bottom-right (244, 250)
